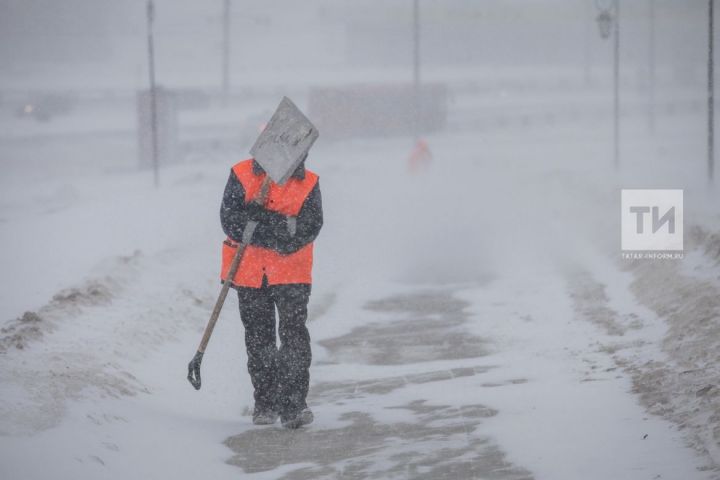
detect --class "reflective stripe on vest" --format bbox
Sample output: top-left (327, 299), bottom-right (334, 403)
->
top-left (220, 158), bottom-right (318, 288)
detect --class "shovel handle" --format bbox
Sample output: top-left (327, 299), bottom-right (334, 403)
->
top-left (196, 176), bottom-right (271, 354)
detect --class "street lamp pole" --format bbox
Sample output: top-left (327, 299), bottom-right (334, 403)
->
top-left (709, 0), bottom-right (715, 183)
top-left (585, 0), bottom-right (593, 85)
top-left (412, 0), bottom-right (420, 141)
top-left (595, 0), bottom-right (620, 169)
top-left (613, 0), bottom-right (620, 170)
top-left (222, 0), bottom-right (231, 105)
top-left (146, 0), bottom-right (159, 188)
top-left (648, 0), bottom-right (655, 133)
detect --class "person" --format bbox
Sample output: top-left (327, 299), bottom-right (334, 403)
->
top-left (219, 155), bottom-right (323, 429)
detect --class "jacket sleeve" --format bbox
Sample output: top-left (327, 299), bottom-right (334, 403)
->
top-left (220, 170), bottom-right (249, 242)
top-left (220, 171), bottom-right (323, 254)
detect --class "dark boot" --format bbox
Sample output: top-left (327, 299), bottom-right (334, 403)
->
top-left (281, 407), bottom-right (313, 429)
top-left (252, 407), bottom-right (279, 425)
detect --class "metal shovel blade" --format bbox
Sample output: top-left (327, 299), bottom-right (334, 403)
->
top-left (250, 96), bottom-right (319, 185)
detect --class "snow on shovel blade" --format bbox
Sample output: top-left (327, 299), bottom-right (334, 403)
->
top-left (250, 97), bottom-right (319, 185)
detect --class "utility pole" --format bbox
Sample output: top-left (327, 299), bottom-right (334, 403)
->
top-left (412, 0), bottom-right (421, 141)
top-left (584, 0), bottom-right (593, 86)
top-left (613, 0), bottom-right (620, 169)
top-left (222, 0), bottom-right (231, 104)
top-left (648, 0), bottom-right (655, 133)
top-left (146, 0), bottom-right (159, 187)
top-left (709, 0), bottom-right (715, 183)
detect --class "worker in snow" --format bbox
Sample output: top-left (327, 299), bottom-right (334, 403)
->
top-left (219, 154), bottom-right (323, 429)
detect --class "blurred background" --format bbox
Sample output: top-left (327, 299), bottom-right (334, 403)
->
top-left (2, 2), bottom-right (720, 478)
top-left (1, 0), bottom-right (718, 311)
top-left (0, 0), bottom-right (714, 160)
top-left (2, 0), bottom-right (719, 323)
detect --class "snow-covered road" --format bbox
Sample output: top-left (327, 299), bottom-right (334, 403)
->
top-left (1, 102), bottom-right (718, 479)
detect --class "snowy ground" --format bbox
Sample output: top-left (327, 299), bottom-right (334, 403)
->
top-left (1, 88), bottom-right (719, 479)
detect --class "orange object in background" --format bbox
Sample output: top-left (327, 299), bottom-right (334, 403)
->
top-left (408, 138), bottom-right (432, 172)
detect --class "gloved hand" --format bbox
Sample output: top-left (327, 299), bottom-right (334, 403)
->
top-left (245, 202), bottom-right (286, 226)
top-left (244, 202), bottom-right (267, 222)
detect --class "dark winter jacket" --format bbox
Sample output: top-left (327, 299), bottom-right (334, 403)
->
top-left (220, 161), bottom-right (323, 255)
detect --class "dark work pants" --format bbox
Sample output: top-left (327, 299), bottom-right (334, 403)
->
top-left (236, 278), bottom-right (311, 416)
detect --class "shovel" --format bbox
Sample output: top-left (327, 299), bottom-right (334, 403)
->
top-left (187, 97), bottom-right (318, 390)
top-left (187, 178), bottom-right (270, 389)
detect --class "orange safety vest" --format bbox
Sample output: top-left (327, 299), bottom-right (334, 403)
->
top-left (221, 158), bottom-right (318, 288)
